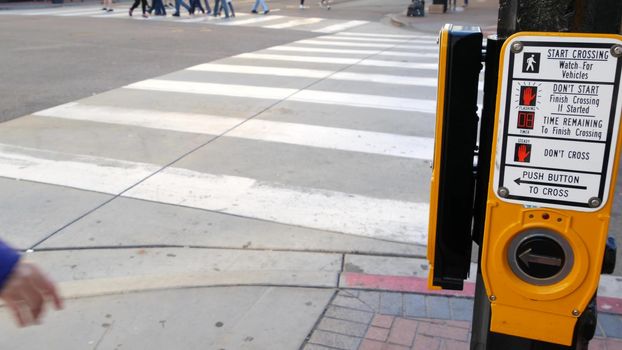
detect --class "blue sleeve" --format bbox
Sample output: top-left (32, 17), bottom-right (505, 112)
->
top-left (0, 240), bottom-right (20, 289)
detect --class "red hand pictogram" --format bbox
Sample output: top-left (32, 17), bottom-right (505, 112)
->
top-left (522, 87), bottom-right (536, 105)
top-left (517, 145), bottom-right (530, 162)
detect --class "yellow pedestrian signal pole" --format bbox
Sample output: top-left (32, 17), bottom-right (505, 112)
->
top-left (427, 3), bottom-right (622, 348)
top-left (481, 33), bottom-right (622, 345)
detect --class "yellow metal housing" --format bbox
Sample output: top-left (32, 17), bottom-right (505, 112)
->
top-left (427, 25), bottom-right (449, 291)
top-left (482, 32), bottom-right (622, 345)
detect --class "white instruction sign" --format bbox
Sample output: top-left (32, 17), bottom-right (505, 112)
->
top-left (493, 34), bottom-right (622, 211)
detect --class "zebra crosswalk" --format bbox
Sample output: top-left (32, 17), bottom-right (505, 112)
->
top-left (0, 28), bottom-right (449, 246)
top-left (0, 4), bottom-right (376, 33)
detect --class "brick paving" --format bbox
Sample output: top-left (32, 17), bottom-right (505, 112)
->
top-left (302, 290), bottom-right (622, 350)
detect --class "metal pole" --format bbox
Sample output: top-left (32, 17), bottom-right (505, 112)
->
top-left (498, 0), bottom-right (622, 39)
top-left (470, 31), bottom-right (504, 350)
top-left (470, 1), bottom-right (622, 349)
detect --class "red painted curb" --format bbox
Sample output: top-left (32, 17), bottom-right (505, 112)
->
top-left (342, 272), bottom-right (622, 315)
top-left (343, 272), bottom-right (475, 297)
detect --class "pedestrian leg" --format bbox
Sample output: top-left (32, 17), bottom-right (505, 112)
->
top-left (204, 0), bottom-right (211, 14)
top-left (183, 0), bottom-right (191, 12)
top-left (259, 0), bottom-right (268, 13)
top-left (174, 0), bottom-right (189, 15)
top-left (129, 0), bottom-right (140, 16)
top-left (154, 0), bottom-right (166, 15)
top-left (220, 0), bottom-right (229, 17)
top-left (228, 0), bottom-right (235, 16)
top-left (213, 0), bottom-right (220, 15)
top-left (141, 0), bottom-right (149, 17)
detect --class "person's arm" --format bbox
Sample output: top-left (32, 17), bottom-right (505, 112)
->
top-left (0, 241), bottom-right (63, 327)
top-left (0, 240), bottom-right (20, 289)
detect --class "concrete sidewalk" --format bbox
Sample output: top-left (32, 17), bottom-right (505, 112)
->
top-left (1, 250), bottom-right (621, 349)
top-left (0, 1), bottom-right (621, 349)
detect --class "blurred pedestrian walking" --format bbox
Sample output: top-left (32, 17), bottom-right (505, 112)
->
top-left (214, 0), bottom-right (230, 17)
top-left (250, 0), bottom-right (269, 14)
top-left (219, 0), bottom-right (235, 16)
top-left (150, 0), bottom-right (167, 15)
top-left (299, 0), bottom-right (304, 9)
top-left (189, 0), bottom-right (206, 15)
top-left (172, 0), bottom-right (192, 16)
top-left (203, 0), bottom-right (213, 14)
top-left (129, 0), bottom-right (150, 17)
top-left (101, 0), bottom-right (114, 12)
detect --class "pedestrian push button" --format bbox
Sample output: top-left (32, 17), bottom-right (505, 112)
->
top-left (507, 229), bottom-right (574, 285)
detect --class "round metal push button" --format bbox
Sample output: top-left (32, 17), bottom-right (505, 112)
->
top-left (508, 229), bottom-right (574, 286)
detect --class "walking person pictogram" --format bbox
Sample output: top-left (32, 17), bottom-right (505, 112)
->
top-left (526, 55), bottom-right (536, 71)
top-left (522, 52), bottom-right (541, 73)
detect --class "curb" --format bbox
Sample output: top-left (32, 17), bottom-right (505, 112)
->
top-left (389, 13), bottom-right (406, 28)
top-left (342, 272), bottom-right (622, 316)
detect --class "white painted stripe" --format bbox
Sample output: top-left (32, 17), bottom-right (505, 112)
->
top-left (125, 78), bottom-right (436, 112)
top-left (336, 32), bottom-right (436, 39)
top-left (331, 72), bottom-right (437, 87)
top-left (0, 8), bottom-right (62, 16)
top-left (267, 45), bottom-right (379, 55)
top-left (312, 20), bottom-right (368, 33)
top-left (221, 15), bottom-right (283, 25)
top-left (395, 44), bottom-right (438, 51)
top-left (124, 167), bottom-right (429, 243)
top-left (34, 103), bottom-right (432, 159)
top-left (34, 103), bottom-right (241, 136)
top-left (187, 63), bottom-right (438, 87)
top-left (0, 145), bottom-right (429, 243)
top-left (179, 17), bottom-right (210, 23)
top-left (125, 79), bottom-right (296, 100)
top-left (57, 9), bottom-right (109, 16)
top-left (266, 45), bottom-right (438, 58)
top-left (20, 6), bottom-right (101, 15)
top-left (188, 63), bottom-right (331, 78)
top-left (290, 90), bottom-right (436, 113)
top-left (296, 39), bottom-right (395, 48)
top-left (376, 50), bottom-right (438, 58)
top-left (227, 119), bottom-right (433, 160)
top-left (140, 14), bottom-right (171, 20)
top-left (319, 36), bottom-right (434, 44)
top-left (237, 53), bottom-right (437, 70)
top-left (236, 52), bottom-right (359, 65)
top-left (0, 144), bottom-right (159, 194)
top-left (297, 39), bottom-right (437, 50)
top-left (90, 11), bottom-right (128, 18)
top-left (263, 17), bottom-right (324, 29)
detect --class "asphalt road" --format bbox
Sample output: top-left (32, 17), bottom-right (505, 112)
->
top-left (0, 0), bottom-right (411, 123)
top-left (0, 8), bottom-right (310, 123)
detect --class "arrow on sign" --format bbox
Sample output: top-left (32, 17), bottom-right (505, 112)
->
top-left (519, 248), bottom-right (563, 268)
top-left (513, 178), bottom-right (588, 190)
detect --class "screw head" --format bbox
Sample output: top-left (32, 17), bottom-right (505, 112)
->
top-left (612, 45), bottom-right (622, 58)
top-left (588, 197), bottom-right (601, 208)
top-left (489, 295), bottom-right (497, 302)
top-left (498, 187), bottom-right (510, 198)
top-left (511, 41), bottom-right (524, 53)
top-left (572, 309), bottom-right (580, 317)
